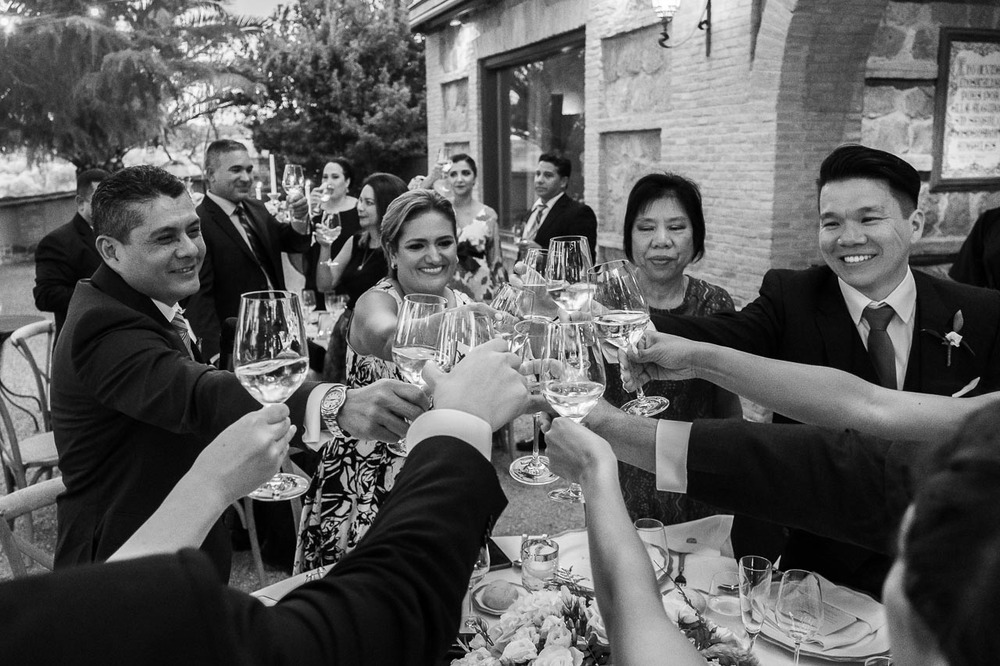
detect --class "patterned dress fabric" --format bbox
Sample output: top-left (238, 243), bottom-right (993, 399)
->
top-left (448, 207), bottom-right (508, 303)
top-left (295, 278), bottom-right (471, 572)
top-left (604, 276), bottom-right (737, 525)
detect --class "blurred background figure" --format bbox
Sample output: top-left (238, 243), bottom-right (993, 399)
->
top-left (306, 158), bottom-right (360, 305)
top-left (949, 206), bottom-right (1000, 290)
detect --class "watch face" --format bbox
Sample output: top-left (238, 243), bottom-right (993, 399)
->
top-left (321, 386), bottom-right (349, 438)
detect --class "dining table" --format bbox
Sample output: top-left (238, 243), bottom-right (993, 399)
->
top-left (252, 515), bottom-right (890, 665)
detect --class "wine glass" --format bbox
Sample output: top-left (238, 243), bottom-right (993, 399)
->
top-left (282, 164), bottom-right (304, 198)
top-left (462, 544), bottom-right (490, 631)
top-left (589, 259), bottom-right (670, 416)
top-left (315, 210), bottom-right (342, 246)
top-left (390, 293), bottom-right (447, 456)
top-left (521, 248), bottom-right (561, 320)
top-left (508, 317), bottom-right (559, 486)
top-left (775, 569), bottom-right (824, 666)
top-left (546, 236), bottom-right (594, 314)
top-left (739, 555), bottom-right (773, 653)
top-left (392, 293), bottom-right (448, 390)
top-left (436, 308), bottom-right (494, 372)
top-left (542, 320), bottom-right (606, 504)
top-left (233, 290), bottom-right (311, 501)
top-left (489, 283), bottom-right (533, 343)
top-left (300, 289), bottom-right (317, 323)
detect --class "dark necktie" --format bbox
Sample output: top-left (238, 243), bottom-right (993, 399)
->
top-left (234, 205), bottom-right (272, 284)
top-left (862, 305), bottom-right (897, 389)
top-left (522, 202), bottom-right (547, 242)
top-left (170, 309), bottom-right (195, 359)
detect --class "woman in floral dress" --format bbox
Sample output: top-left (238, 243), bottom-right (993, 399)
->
top-left (295, 189), bottom-right (472, 572)
top-left (444, 153), bottom-right (507, 302)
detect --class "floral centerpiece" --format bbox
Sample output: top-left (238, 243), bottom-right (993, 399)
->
top-left (453, 582), bottom-right (758, 666)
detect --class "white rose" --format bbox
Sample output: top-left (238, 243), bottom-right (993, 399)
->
top-left (499, 637), bottom-right (538, 663)
top-left (533, 645), bottom-right (584, 666)
top-left (543, 622), bottom-right (573, 648)
top-left (945, 331), bottom-right (963, 347)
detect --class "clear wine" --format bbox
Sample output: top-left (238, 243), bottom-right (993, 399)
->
top-left (543, 380), bottom-right (604, 420)
top-left (236, 357), bottom-right (309, 404)
top-left (547, 281), bottom-right (593, 312)
top-left (392, 345), bottom-right (439, 387)
top-left (593, 310), bottom-right (649, 349)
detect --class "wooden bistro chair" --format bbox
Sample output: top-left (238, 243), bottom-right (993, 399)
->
top-left (0, 393), bottom-right (59, 540)
top-left (9, 320), bottom-right (56, 431)
top-left (0, 477), bottom-right (64, 578)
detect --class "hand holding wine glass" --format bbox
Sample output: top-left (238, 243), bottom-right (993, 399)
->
top-left (392, 294), bottom-right (447, 390)
top-left (775, 569), bottom-right (824, 665)
top-left (233, 290), bottom-right (311, 501)
top-left (508, 317), bottom-right (559, 486)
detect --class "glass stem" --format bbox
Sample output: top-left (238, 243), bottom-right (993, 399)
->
top-left (793, 641), bottom-right (802, 666)
top-left (531, 412), bottom-right (542, 462)
top-left (466, 580), bottom-right (474, 619)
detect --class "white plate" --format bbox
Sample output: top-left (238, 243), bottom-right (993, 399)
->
top-left (554, 528), bottom-right (671, 589)
top-left (472, 581), bottom-right (528, 616)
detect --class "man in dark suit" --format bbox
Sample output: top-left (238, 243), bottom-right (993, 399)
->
top-left (949, 206), bottom-right (1000, 291)
top-left (519, 152), bottom-right (597, 260)
top-left (649, 145), bottom-right (1000, 593)
top-left (52, 166), bottom-right (429, 580)
top-left (33, 168), bottom-right (110, 336)
top-left (184, 140), bottom-right (311, 362)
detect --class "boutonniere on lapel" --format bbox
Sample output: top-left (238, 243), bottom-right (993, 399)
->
top-left (921, 310), bottom-right (975, 367)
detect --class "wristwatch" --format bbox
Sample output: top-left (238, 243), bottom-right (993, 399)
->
top-left (320, 384), bottom-right (351, 439)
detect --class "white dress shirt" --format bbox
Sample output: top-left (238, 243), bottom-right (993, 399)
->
top-left (838, 269), bottom-right (917, 391)
top-left (151, 299), bottom-right (198, 346)
top-left (522, 192), bottom-right (564, 242)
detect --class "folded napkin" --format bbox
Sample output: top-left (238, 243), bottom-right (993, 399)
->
top-left (661, 515), bottom-right (735, 593)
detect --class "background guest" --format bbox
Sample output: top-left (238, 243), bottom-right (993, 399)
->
top-left (518, 152), bottom-right (597, 261)
top-left (606, 173), bottom-right (742, 525)
top-left (305, 158), bottom-right (360, 305)
top-left (185, 139), bottom-right (310, 364)
top-left (33, 168), bottom-right (109, 337)
top-left (949, 206), bottom-right (1000, 290)
top-left (445, 153), bottom-right (506, 302)
top-left (296, 188), bottom-right (471, 572)
top-left (318, 172), bottom-right (406, 382)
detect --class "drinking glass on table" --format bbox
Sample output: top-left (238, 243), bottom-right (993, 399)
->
top-left (775, 569), bottom-right (824, 666)
top-left (233, 290), bottom-right (310, 501)
top-left (390, 293), bottom-right (447, 456)
top-left (546, 236), bottom-right (594, 314)
top-left (589, 259), bottom-right (669, 417)
top-left (508, 318), bottom-right (559, 486)
top-left (634, 517), bottom-right (668, 565)
top-left (709, 571), bottom-right (742, 616)
top-left (739, 555), bottom-right (772, 652)
top-left (462, 544), bottom-right (490, 631)
top-left (542, 320), bottom-right (606, 504)
top-left (520, 536), bottom-right (559, 591)
top-left (324, 292), bottom-right (349, 322)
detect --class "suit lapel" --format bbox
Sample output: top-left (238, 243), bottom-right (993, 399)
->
top-left (240, 201), bottom-right (282, 283)
top-left (905, 272), bottom-right (963, 392)
top-left (202, 197), bottom-right (261, 268)
top-left (535, 195), bottom-right (570, 241)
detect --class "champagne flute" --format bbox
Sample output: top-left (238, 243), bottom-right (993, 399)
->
top-left (233, 290), bottom-right (311, 501)
top-left (739, 555), bottom-right (773, 653)
top-left (542, 320), bottom-right (606, 504)
top-left (589, 259), bottom-right (670, 416)
top-left (546, 236), bottom-right (594, 314)
top-left (508, 317), bottom-right (559, 486)
top-left (390, 293), bottom-right (447, 456)
top-left (775, 569), bottom-right (824, 666)
top-left (462, 544), bottom-right (490, 631)
top-left (634, 517), bottom-right (669, 573)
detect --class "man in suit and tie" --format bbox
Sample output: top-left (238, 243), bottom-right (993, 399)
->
top-left (33, 168), bottom-right (110, 336)
top-left (650, 144), bottom-right (1000, 594)
top-left (185, 140), bottom-right (311, 363)
top-left (52, 166), bottom-right (430, 580)
top-left (519, 152), bottom-right (597, 260)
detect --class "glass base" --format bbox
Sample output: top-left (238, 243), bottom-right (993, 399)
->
top-left (387, 439), bottom-right (408, 457)
top-left (622, 395), bottom-right (670, 417)
top-left (548, 482), bottom-right (585, 504)
top-left (509, 455), bottom-right (559, 485)
top-left (248, 472), bottom-right (310, 502)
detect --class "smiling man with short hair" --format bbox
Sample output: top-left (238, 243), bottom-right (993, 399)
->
top-left (519, 152), bottom-right (597, 260)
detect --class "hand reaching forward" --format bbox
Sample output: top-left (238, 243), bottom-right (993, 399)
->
top-left (544, 417), bottom-right (619, 487)
top-left (424, 338), bottom-right (530, 431)
top-left (189, 404), bottom-right (294, 506)
top-left (620, 331), bottom-right (700, 392)
top-left (341, 378), bottom-right (432, 442)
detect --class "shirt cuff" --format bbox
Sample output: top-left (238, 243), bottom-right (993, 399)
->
top-left (406, 409), bottom-right (492, 460)
top-left (303, 383), bottom-right (337, 450)
top-left (655, 419), bottom-right (692, 493)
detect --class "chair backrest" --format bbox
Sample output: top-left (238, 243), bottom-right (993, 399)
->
top-left (0, 394), bottom-right (29, 491)
top-left (9, 320), bottom-right (55, 431)
top-left (0, 476), bottom-right (64, 577)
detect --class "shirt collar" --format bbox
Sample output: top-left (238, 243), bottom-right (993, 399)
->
top-left (207, 191), bottom-right (239, 217)
top-left (534, 192), bottom-right (564, 210)
top-left (151, 299), bottom-right (198, 344)
top-left (838, 268), bottom-right (917, 325)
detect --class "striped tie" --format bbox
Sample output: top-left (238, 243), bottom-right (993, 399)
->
top-left (522, 202), bottom-right (547, 243)
top-left (171, 309), bottom-right (195, 359)
top-left (235, 205), bottom-right (273, 286)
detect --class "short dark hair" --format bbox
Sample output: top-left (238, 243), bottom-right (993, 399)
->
top-left (204, 139), bottom-right (248, 174)
top-left (622, 173), bottom-right (707, 263)
top-left (817, 144), bottom-right (921, 215)
top-left (76, 169), bottom-right (110, 198)
top-left (92, 166), bottom-right (187, 242)
top-left (327, 157), bottom-right (355, 186)
top-left (449, 153), bottom-right (477, 177)
top-left (380, 189), bottom-right (457, 277)
top-left (538, 152), bottom-right (572, 179)
top-left (905, 406), bottom-right (1000, 665)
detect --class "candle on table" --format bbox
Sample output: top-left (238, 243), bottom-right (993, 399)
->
top-left (255, 182), bottom-right (262, 200)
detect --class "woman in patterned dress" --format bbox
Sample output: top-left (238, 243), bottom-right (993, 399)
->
top-left (606, 173), bottom-right (744, 525)
top-left (295, 188), bottom-right (472, 572)
top-left (444, 154), bottom-right (507, 302)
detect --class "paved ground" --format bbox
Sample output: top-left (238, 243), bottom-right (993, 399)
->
top-left (0, 260), bottom-right (581, 590)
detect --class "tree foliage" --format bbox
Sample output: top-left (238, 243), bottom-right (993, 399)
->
top-left (245, 0), bottom-right (426, 179)
top-left (0, 0), bottom-right (266, 171)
